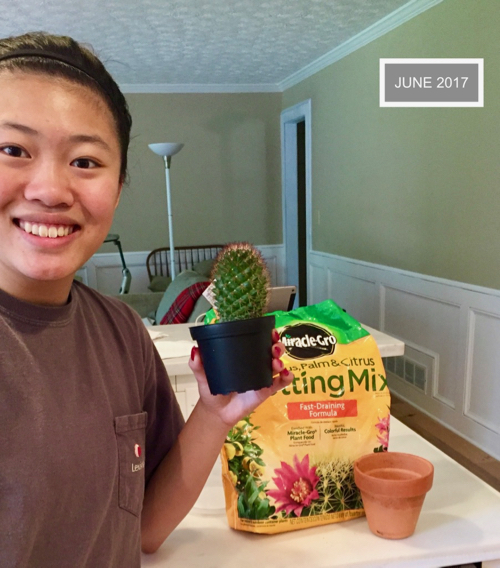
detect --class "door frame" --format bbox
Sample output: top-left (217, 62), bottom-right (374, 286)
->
top-left (281, 99), bottom-right (312, 304)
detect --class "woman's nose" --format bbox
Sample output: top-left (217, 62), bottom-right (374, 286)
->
top-left (23, 161), bottom-right (74, 207)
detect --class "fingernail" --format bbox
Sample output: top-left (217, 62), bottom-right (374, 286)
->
top-left (191, 347), bottom-right (197, 361)
top-left (273, 345), bottom-right (281, 357)
top-left (272, 329), bottom-right (279, 342)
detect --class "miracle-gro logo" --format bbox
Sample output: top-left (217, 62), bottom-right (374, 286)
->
top-left (280, 323), bottom-right (336, 360)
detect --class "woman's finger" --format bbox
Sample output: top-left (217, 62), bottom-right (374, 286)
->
top-left (188, 347), bottom-right (208, 384)
top-left (272, 356), bottom-right (285, 375)
top-left (272, 341), bottom-right (285, 359)
top-left (271, 367), bottom-right (293, 392)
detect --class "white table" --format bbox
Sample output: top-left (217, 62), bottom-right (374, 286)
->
top-left (141, 417), bottom-right (500, 568)
top-left (153, 323), bottom-right (405, 375)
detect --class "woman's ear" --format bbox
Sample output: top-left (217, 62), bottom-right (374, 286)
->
top-left (114, 181), bottom-right (124, 209)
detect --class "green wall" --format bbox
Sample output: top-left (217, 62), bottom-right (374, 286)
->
top-left (102, 92), bottom-right (282, 253)
top-left (283, 0), bottom-right (500, 290)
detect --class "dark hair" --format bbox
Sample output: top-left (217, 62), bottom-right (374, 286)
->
top-left (0, 32), bottom-right (132, 182)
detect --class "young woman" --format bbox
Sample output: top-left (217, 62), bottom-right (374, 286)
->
top-left (0, 32), bottom-right (292, 567)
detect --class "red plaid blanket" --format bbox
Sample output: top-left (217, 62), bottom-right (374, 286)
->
top-left (160, 281), bottom-right (209, 324)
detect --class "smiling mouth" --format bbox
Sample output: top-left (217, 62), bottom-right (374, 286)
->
top-left (17, 220), bottom-right (78, 238)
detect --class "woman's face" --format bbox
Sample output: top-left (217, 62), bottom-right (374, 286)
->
top-left (0, 71), bottom-right (123, 304)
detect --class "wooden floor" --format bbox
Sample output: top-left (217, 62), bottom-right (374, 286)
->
top-left (391, 394), bottom-right (500, 493)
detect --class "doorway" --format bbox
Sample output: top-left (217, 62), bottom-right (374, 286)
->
top-left (281, 99), bottom-right (312, 306)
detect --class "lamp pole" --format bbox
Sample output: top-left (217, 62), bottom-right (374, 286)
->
top-left (148, 143), bottom-right (184, 280)
top-left (163, 155), bottom-right (176, 279)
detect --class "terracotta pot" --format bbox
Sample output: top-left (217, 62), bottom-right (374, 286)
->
top-left (354, 451), bottom-right (434, 539)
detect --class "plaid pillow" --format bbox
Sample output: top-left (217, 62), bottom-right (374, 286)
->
top-left (160, 281), bottom-right (209, 324)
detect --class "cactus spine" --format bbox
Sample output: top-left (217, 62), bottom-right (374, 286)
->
top-left (211, 242), bottom-right (270, 322)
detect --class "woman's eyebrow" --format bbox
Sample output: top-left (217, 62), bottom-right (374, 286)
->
top-left (0, 122), bottom-right (112, 152)
top-left (68, 134), bottom-right (112, 152)
top-left (0, 121), bottom-right (38, 135)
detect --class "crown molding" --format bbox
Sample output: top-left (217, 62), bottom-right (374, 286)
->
top-left (119, 0), bottom-right (443, 95)
top-left (278, 0), bottom-right (444, 91)
top-left (120, 83), bottom-right (281, 94)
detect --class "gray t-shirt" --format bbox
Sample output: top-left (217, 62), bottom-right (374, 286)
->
top-left (0, 282), bottom-right (185, 567)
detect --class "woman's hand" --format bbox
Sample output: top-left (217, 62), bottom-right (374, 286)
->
top-left (188, 329), bottom-right (293, 429)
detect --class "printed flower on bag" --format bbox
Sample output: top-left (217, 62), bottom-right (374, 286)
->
top-left (374, 414), bottom-right (390, 452)
top-left (267, 454), bottom-right (320, 517)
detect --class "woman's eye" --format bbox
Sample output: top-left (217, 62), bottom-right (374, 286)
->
top-left (0, 145), bottom-right (29, 158)
top-left (71, 158), bottom-right (99, 169)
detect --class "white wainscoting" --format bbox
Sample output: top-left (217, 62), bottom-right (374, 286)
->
top-left (308, 251), bottom-right (500, 461)
top-left (80, 244), bottom-right (286, 296)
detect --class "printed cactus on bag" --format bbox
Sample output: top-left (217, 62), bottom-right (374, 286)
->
top-left (267, 454), bottom-right (320, 517)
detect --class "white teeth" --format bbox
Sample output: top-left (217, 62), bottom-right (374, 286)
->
top-left (19, 220), bottom-right (74, 238)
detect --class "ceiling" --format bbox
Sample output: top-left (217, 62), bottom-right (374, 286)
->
top-left (0, 0), bottom-right (428, 91)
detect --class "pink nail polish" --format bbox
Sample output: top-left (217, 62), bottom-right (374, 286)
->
top-left (191, 347), bottom-right (196, 361)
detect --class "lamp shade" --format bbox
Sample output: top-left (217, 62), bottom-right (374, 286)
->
top-left (148, 142), bottom-right (184, 157)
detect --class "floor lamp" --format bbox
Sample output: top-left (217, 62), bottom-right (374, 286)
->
top-left (148, 142), bottom-right (184, 279)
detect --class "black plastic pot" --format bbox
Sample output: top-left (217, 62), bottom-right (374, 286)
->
top-left (190, 315), bottom-right (275, 395)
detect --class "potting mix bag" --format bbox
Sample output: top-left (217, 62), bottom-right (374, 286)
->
top-left (220, 299), bottom-right (390, 534)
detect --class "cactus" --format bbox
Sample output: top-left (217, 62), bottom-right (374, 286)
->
top-left (211, 242), bottom-right (270, 322)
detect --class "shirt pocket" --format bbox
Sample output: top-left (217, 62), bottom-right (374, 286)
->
top-left (114, 412), bottom-right (148, 517)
